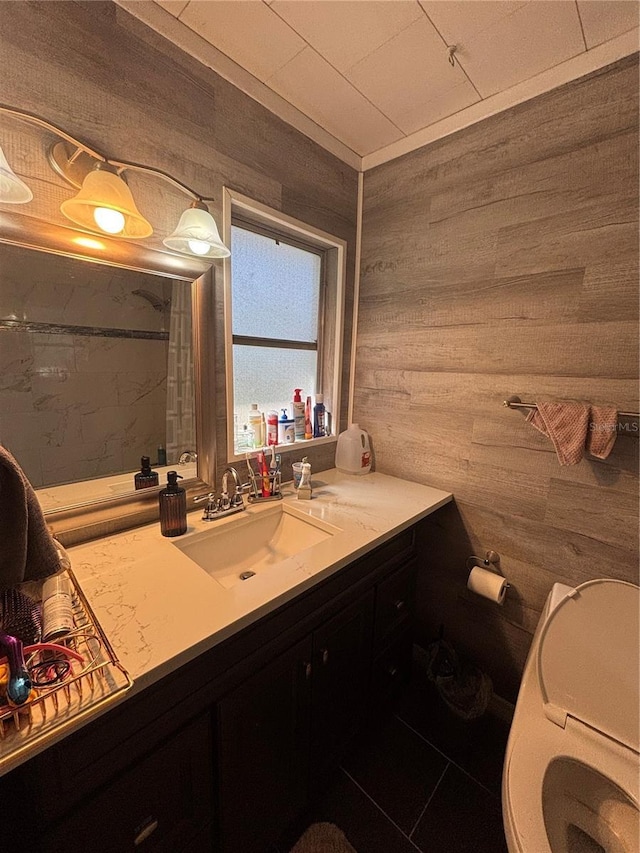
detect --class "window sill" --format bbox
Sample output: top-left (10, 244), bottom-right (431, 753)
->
top-left (230, 434), bottom-right (337, 464)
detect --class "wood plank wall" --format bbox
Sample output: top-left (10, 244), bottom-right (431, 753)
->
top-left (356, 56), bottom-right (639, 703)
top-left (0, 0), bottom-right (358, 479)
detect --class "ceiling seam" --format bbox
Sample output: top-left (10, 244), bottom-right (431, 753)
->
top-left (574, 1), bottom-right (589, 52)
top-left (143, 3), bottom-right (362, 166)
top-left (416, 5), bottom-right (482, 99)
top-left (265, 2), bottom-right (408, 138)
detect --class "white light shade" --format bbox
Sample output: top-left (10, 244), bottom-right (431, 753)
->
top-left (0, 145), bottom-right (33, 204)
top-left (60, 168), bottom-right (153, 238)
top-left (163, 205), bottom-right (230, 258)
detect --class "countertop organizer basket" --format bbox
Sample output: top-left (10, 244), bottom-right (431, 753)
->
top-left (0, 569), bottom-right (132, 772)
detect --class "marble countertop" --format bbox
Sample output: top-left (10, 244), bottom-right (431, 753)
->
top-left (3, 469), bottom-right (451, 774)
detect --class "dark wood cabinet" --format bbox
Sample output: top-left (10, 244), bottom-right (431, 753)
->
top-left (218, 590), bottom-right (375, 853)
top-left (310, 589), bottom-right (375, 782)
top-left (217, 635), bottom-right (313, 853)
top-left (40, 712), bottom-right (214, 853)
top-left (1, 526), bottom-right (421, 853)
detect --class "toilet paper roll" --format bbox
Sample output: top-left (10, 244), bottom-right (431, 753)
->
top-left (467, 566), bottom-right (508, 605)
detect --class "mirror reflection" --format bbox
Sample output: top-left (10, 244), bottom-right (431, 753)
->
top-left (0, 242), bottom-right (196, 501)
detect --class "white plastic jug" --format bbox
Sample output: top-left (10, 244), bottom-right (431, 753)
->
top-left (335, 424), bottom-right (371, 474)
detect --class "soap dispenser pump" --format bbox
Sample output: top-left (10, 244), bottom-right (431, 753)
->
top-left (134, 456), bottom-right (159, 490)
top-left (159, 471), bottom-right (187, 537)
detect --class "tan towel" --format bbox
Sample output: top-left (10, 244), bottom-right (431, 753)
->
top-left (586, 405), bottom-right (618, 459)
top-left (527, 401), bottom-right (590, 465)
top-left (0, 445), bottom-right (61, 591)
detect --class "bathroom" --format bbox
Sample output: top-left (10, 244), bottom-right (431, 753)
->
top-left (0, 2), bottom-right (638, 852)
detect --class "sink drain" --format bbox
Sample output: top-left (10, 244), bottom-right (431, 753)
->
top-left (239, 571), bottom-right (256, 581)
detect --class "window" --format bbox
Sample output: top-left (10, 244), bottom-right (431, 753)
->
top-left (223, 190), bottom-right (345, 458)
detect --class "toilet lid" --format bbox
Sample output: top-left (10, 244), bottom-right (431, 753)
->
top-left (538, 579), bottom-right (639, 754)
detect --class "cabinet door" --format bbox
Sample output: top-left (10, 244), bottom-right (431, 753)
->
top-left (41, 712), bottom-right (214, 853)
top-left (217, 634), bottom-right (313, 853)
top-left (374, 559), bottom-right (416, 651)
top-left (311, 589), bottom-right (375, 777)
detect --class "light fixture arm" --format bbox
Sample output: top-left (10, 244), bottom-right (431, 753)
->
top-left (0, 103), bottom-right (206, 204)
top-left (0, 103), bottom-right (107, 163)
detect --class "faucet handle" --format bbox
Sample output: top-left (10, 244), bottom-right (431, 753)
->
top-left (193, 492), bottom-right (218, 519)
top-left (230, 484), bottom-right (247, 507)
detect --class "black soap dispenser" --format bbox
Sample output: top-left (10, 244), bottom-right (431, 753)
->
top-left (159, 471), bottom-right (187, 537)
top-left (134, 456), bottom-right (159, 490)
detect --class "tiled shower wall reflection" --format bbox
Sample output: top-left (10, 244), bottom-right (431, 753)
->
top-left (0, 244), bottom-right (172, 488)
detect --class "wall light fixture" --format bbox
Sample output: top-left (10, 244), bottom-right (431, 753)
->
top-left (163, 200), bottom-right (230, 258)
top-left (0, 104), bottom-right (230, 258)
top-left (0, 144), bottom-right (33, 204)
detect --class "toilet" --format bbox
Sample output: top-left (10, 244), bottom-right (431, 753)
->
top-left (502, 579), bottom-right (640, 853)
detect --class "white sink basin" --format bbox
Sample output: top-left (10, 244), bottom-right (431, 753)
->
top-left (174, 503), bottom-right (342, 589)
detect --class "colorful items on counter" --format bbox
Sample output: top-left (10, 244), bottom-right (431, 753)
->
top-left (0, 641), bottom-right (84, 712)
top-left (244, 449), bottom-right (282, 500)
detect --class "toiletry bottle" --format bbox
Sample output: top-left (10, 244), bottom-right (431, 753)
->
top-left (313, 394), bottom-right (326, 438)
top-left (134, 456), bottom-right (159, 490)
top-left (292, 388), bottom-right (305, 441)
top-left (159, 471), bottom-right (187, 537)
top-left (266, 410), bottom-right (279, 446)
top-left (157, 445), bottom-right (167, 466)
top-left (248, 403), bottom-right (265, 448)
top-left (304, 396), bottom-right (313, 440)
top-left (41, 573), bottom-right (74, 642)
top-left (278, 408), bottom-right (295, 444)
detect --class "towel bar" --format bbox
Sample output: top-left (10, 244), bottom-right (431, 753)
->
top-left (503, 397), bottom-right (639, 420)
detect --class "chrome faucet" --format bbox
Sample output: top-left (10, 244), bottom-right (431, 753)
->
top-left (193, 466), bottom-right (246, 521)
top-left (178, 449), bottom-right (197, 464)
top-left (220, 466), bottom-right (244, 511)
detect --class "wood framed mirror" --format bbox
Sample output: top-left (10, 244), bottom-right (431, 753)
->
top-left (0, 214), bottom-right (218, 546)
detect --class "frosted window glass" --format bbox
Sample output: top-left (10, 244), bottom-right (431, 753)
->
top-left (233, 345), bottom-right (317, 431)
top-left (231, 226), bottom-right (320, 342)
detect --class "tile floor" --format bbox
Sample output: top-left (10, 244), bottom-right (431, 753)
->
top-left (280, 674), bottom-right (510, 853)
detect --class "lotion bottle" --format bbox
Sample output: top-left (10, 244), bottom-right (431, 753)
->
top-left (248, 403), bottom-right (265, 448)
top-left (159, 471), bottom-right (187, 537)
top-left (266, 410), bottom-right (279, 446)
top-left (292, 388), bottom-right (305, 441)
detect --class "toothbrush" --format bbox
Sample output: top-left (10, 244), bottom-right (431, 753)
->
top-left (275, 453), bottom-right (282, 495)
top-left (244, 452), bottom-right (258, 497)
top-left (257, 450), bottom-right (270, 497)
top-left (269, 446), bottom-right (277, 494)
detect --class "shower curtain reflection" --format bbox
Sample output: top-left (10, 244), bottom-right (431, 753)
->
top-left (165, 282), bottom-right (196, 465)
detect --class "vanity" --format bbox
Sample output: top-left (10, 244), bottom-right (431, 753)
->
top-left (0, 470), bottom-right (450, 853)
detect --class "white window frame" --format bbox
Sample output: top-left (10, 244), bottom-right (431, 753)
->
top-left (222, 188), bottom-right (346, 462)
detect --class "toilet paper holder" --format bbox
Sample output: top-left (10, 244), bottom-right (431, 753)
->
top-left (466, 551), bottom-right (510, 586)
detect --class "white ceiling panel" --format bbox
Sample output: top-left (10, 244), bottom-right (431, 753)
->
top-left (271, 0), bottom-right (423, 73)
top-left (447, 1), bottom-right (585, 97)
top-left (178, 0), bottom-right (306, 81)
top-left (132, 0), bottom-right (639, 169)
top-left (419, 1), bottom-right (528, 47)
top-left (268, 46), bottom-right (403, 156)
top-left (347, 16), bottom-right (479, 133)
top-left (578, 0), bottom-right (639, 48)
top-left (155, 0), bottom-right (188, 17)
